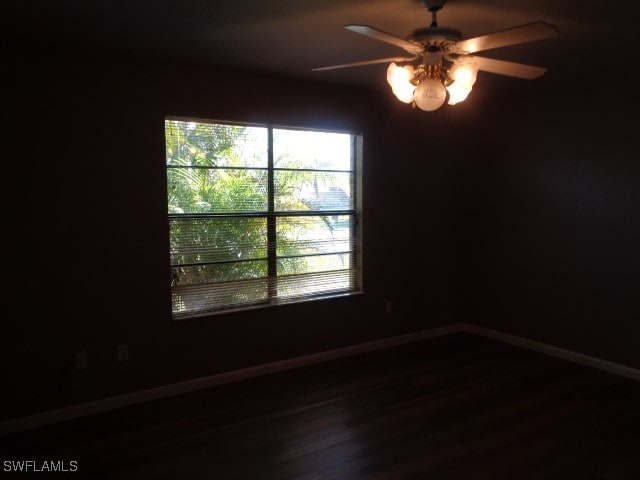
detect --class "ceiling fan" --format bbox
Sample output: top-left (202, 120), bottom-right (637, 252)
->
top-left (313, 0), bottom-right (558, 111)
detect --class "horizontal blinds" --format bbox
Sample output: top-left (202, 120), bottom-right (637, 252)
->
top-left (166, 119), bottom-right (360, 318)
top-left (171, 268), bottom-right (357, 320)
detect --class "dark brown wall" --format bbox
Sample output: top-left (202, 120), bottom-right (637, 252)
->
top-left (4, 46), bottom-right (638, 422)
top-left (3, 52), bottom-right (466, 420)
top-left (454, 78), bottom-right (640, 369)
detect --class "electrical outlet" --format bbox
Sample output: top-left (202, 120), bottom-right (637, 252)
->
top-left (75, 351), bottom-right (88, 369)
top-left (117, 344), bottom-right (129, 362)
top-left (385, 300), bottom-right (393, 314)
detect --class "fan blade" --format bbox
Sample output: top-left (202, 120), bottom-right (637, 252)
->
top-left (312, 56), bottom-right (419, 71)
top-left (455, 21), bottom-right (557, 54)
top-left (473, 56), bottom-right (547, 79)
top-left (345, 25), bottom-right (423, 55)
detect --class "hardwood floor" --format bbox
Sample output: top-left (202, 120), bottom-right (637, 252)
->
top-left (2, 332), bottom-right (639, 479)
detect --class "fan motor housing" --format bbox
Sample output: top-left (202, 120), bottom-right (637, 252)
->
top-left (407, 26), bottom-right (462, 50)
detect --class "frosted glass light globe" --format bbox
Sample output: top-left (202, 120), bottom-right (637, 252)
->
top-left (446, 81), bottom-right (472, 105)
top-left (387, 62), bottom-right (416, 103)
top-left (448, 58), bottom-right (478, 86)
top-left (414, 78), bottom-right (446, 111)
top-left (393, 84), bottom-right (416, 103)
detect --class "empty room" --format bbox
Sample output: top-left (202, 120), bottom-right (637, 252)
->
top-left (2, 0), bottom-right (639, 478)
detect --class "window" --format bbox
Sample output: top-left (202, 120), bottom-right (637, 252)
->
top-left (165, 117), bottom-right (362, 319)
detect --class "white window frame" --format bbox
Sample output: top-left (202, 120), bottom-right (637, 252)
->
top-left (165, 117), bottom-right (363, 319)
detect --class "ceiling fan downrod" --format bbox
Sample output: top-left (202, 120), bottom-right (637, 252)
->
top-left (420, 0), bottom-right (447, 26)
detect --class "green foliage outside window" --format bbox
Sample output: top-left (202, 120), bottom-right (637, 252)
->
top-left (165, 118), bottom-right (358, 318)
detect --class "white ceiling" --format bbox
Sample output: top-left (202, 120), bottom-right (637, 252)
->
top-left (2, 0), bottom-right (635, 93)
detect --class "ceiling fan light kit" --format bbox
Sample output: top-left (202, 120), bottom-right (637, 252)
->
top-left (313, 0), bottom-right (557, 112)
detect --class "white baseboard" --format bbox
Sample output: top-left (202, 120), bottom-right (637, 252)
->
top-left (461, 323), bottom-right (640, 381)
top-left (2, 322), bottom-right (638, 437)
top-left (0, 324), bottom-right (462, 437)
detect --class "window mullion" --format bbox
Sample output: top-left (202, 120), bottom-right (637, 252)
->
top-left (267, 127), bottom-right (277, 300)
top-left (166, 118), bottom-right (360, 319)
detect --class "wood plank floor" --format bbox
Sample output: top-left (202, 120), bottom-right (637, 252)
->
top-left (2, 332), bottom-right (639, 479)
